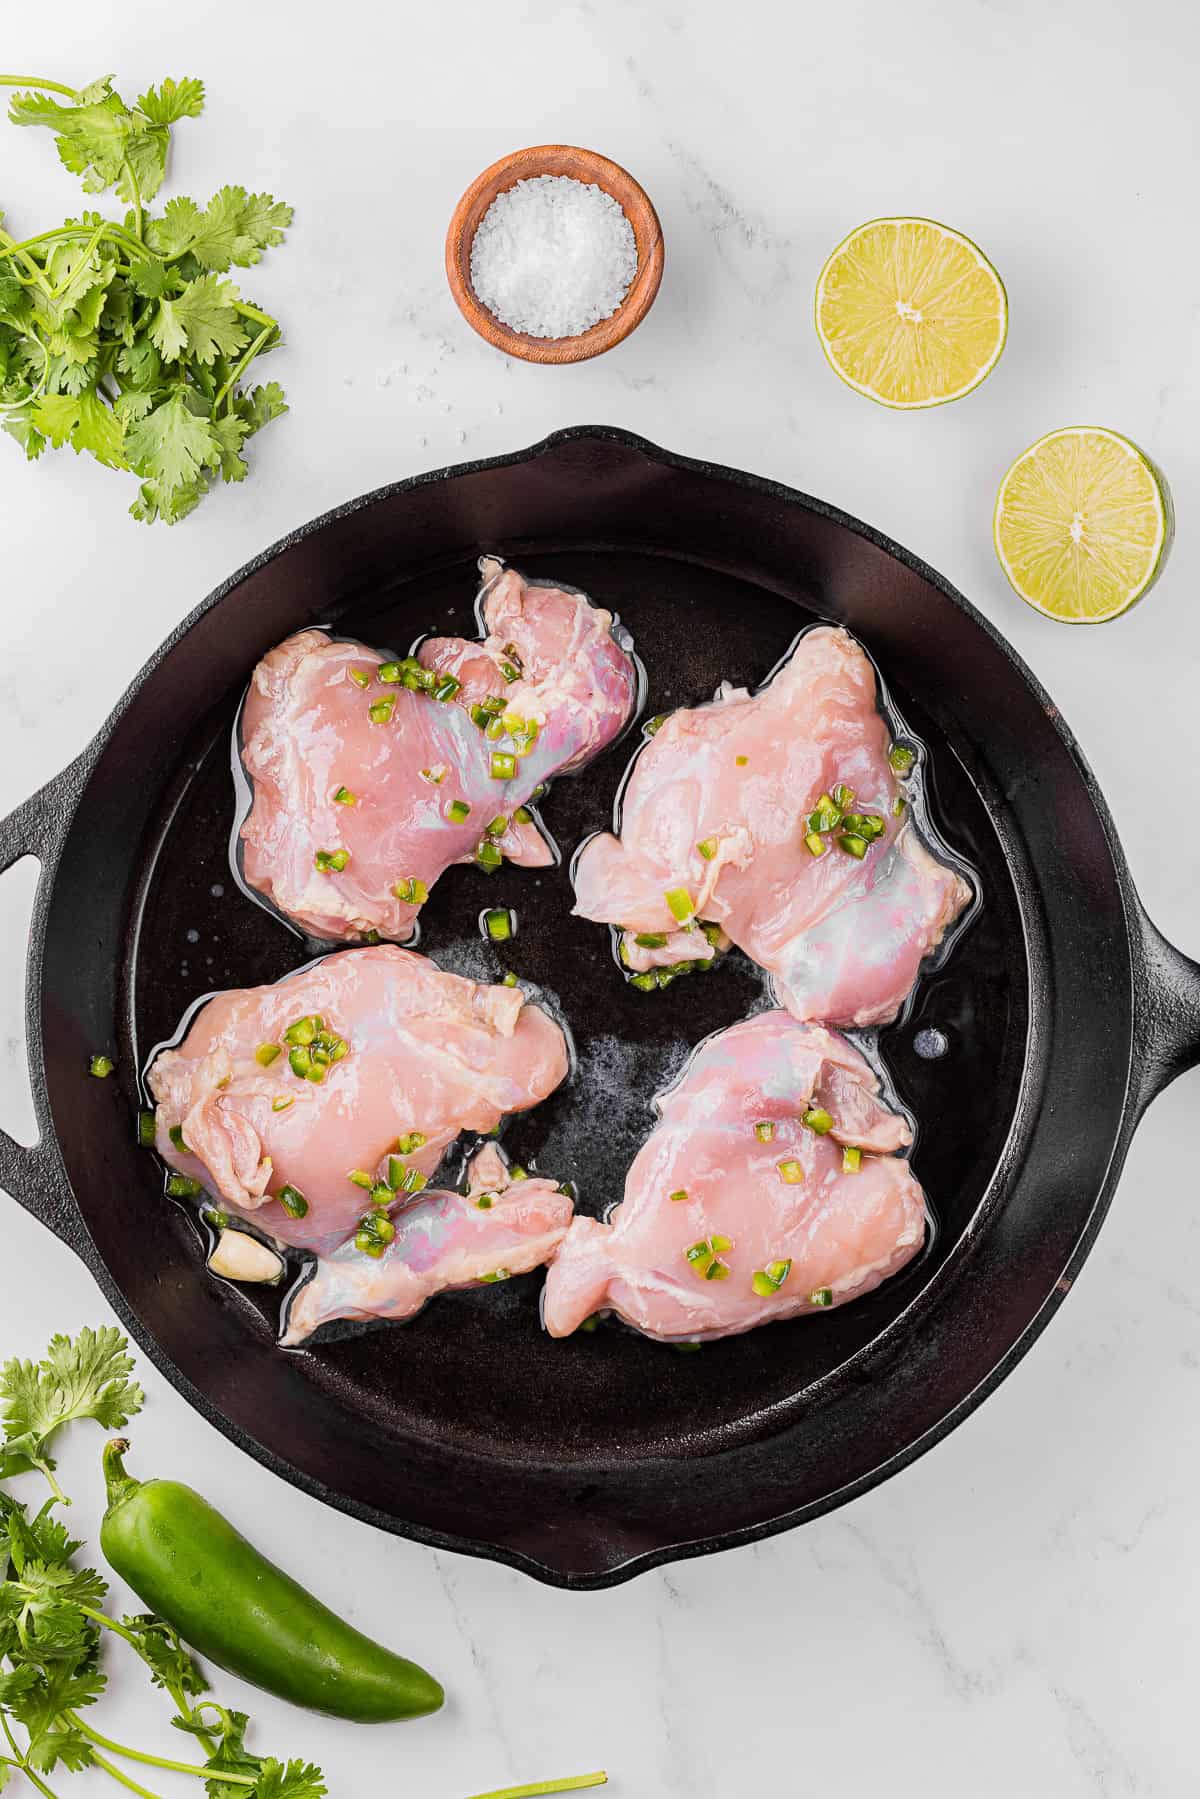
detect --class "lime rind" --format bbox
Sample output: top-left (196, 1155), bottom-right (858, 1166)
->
top-left (814, 215), bottom-right (1008, 410)
top-left (993, 426), bottom-right (1173, 625)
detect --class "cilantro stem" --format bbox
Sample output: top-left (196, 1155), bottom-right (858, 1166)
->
top-left (88, 1751), bottom-right (165, 1799)
top-left (0, 76), bottom-right (80, 99)
top-left (465, 1779), bottom-right (608, 1798)
top-left (0, 225), bottom-right (53, 298)
top-left (64, 1715), bottom-right (256, 1787)
top-left (212, 323), bottom-right (271, 412)
top-left (121, 155), bottom-right (144, 243)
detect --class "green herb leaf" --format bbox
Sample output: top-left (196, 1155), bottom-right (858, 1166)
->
top-left (1, 1326), bottom-right (142, 1470)
top-left (137, 77), bottom-right (206, 126)
top-left (124, 388), bottom-right (221, 494)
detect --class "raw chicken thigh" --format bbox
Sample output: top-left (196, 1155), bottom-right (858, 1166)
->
top-left (573, 626), bottom-right (971, 1027)
top-left (283, 1144), bottom-right (573, 1344)
top-left (542, 1011), bottom-right (926, 1342)
top-left (239, 560), bottom-right (638, 942)
top-left (147, 946), bottom-right (570, 1258)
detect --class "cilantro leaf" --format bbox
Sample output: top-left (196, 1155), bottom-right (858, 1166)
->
top-left (234, 380), bottom-right (288, 434)
top-left (31, 394), bottom-right (79, 449)
top-left (235, 194), bottom-right (293, 258)
top-left (121, 1615), bottom-right (207, 1701)
top-left (125, 389), bottom-right (221, 494)
top-left (137, 78), bottom-right (206, 126)
top-left (0, 407), bottom-right (45, 462)
top-left (146, 194), bottom-right (204, 259)
top-left (213, 413), bottom-right (249, 482)
top-left (254, 1760), bottom-right (328, 1799)
top-left (151, 274), bottom-right (246, 365)
top-left (9, 83), bottom-right (133, 195)
top-left (1, 1329), bottom-right (142, 1473)
top-left (25, 1723), bottom-right (95, 1774)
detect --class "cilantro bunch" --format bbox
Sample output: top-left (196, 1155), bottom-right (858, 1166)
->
top-left (0, 1327), bottom-right (324, 1798)
top-left (0, 74), bottom-right (291, 523)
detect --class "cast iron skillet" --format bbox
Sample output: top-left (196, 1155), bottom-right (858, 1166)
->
top-left (1, 427), bottom-right (1198, 1590)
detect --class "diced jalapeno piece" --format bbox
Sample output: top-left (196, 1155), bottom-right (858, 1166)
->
top-left (644, 714), bottom-right (667, 735)
top-left (166, 1174), bottom-right (202, 1199)
top-left (89, 1054), bottom-right (114, 1078)
top-left (476, 1192), bottom-right (496, 1210)
top-left (805, 831), bottom-right (827, 858)
top-left (484, 908), bottom-right (513, 942)
top-left (168, 1124), bottom-right (188, 1152)
top-left (810, 1286), bottom-right (833, 1308)
top-left (889, 744), bottom-right (915, 774)
top-left (842, 1145), bottom-right (863, 1173)
top-left (255, 1042), bottom-right (281, 1066)
top-left (434, 674), bottom-right (461, 702)
top-left (137, 1109), bottom-right (157, 1147)
top-left (754, 1120), bottom-right (775, 1143)
top-left (271, 1096), bottom-right (293, 1112)
top-left (476, 839), bottom-right (503, 872)
top-left (447, 798), bottom-right (472, 823)
top-left (490, 751), bottom-right (517, 780)
top-left (696, 837), bottom-right (719, 860)
top-left (802, 1106), bottom-right (834, 1135)
top-left (669, 1188), bottom-right (689, 1203)
top-left (837, 833), bottom-right (869, 859)
top-left (665, 887), bottom-right (694, 924)
top-left (396, 1130), bottom-right (427, 1154)
top-left (368, 696), bottom-right (395, 723)
top-left (278, 1184), bottom-right (308, 1218)
top-left (777, 1159), bottom-right (804, 1183)
top-left (349, 666), bottom-right (371, 688)
top-left (348, 1169), bottom-right (373, 1189)
top-left (630, 972), bottom-right (656, 991)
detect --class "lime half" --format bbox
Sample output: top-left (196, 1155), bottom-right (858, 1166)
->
top-left (814, 217), bottom-right (1008, 408)
top-left (994, 427), bottom-right (1173, 624)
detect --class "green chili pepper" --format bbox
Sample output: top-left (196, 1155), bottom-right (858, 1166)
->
top-left (99, 1441), bottom-right (442, 1721)
top-left (447, 799), bottom-right (472, 823)
top-left (137, 1109), bottom-right (157, 1147)
top-left (89, 1054), bottom-right (114, 1078)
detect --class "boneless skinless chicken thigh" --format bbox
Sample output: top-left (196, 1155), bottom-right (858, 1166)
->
top-left (283, 1144), bottom-right (573, 1344)
top-left (147, 947), bottom-right (570, 1259)
top-left (573, 625), bottom-right (971, 1027)
top-left (239, 560), bottom-right (638, 942)
top-left (542, 1011), bottom-right (926, 1342)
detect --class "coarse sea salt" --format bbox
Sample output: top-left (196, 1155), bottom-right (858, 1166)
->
top-left (470, 174), bottom-right (638, 340)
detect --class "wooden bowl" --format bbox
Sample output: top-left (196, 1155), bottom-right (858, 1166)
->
top-left (445, 145), bottom-right (665, 365)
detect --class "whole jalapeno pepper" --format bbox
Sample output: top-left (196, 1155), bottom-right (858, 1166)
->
top-left (99, 1440), bottom-right (443, 1722)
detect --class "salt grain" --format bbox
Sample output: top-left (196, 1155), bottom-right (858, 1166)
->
top-left (470, 175), bottom-right (638, 340)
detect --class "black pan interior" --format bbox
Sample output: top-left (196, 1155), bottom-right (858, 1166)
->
top-left (36, 431), bottom-right (1135, 1582)
top-left (124, 548), bottom-right (1023, 1463)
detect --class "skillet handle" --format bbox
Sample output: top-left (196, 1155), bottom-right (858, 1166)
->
top-left (1131, 901), bottom-right (1200, 1118)
top-left (0, 768), bottom-right (96, 1261)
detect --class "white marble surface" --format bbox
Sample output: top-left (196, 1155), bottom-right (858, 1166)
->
top-left (2, 1), bottom-right (1199, 1793)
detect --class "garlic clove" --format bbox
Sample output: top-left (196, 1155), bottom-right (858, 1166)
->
top-left (208, 1228), bottom-right (284, 1285)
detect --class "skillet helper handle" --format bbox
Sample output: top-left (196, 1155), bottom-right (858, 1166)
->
top-left (0, 768), bottom-right (94, 1257)
top-left (1132, 903), bottom-right (1200, 1117)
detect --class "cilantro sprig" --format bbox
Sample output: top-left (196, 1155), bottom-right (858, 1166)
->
top-left (0, 73), bottom-right (290, 523)
top-left (0, 1328), bottom-right (323, 1798)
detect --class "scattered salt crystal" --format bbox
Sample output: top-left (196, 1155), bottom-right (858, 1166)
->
top-left (470, 174), bottom-right (638, 339)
